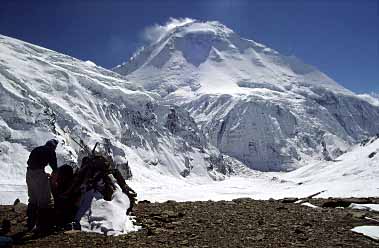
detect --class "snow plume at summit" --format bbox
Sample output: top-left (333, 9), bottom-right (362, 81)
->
top-left (142, 17), bottom-right (195, 43)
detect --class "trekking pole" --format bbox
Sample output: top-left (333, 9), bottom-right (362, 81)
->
top-left (69, 135), bottom-right (91, 155)
top-left (92, 142), bottom-right (99, 155)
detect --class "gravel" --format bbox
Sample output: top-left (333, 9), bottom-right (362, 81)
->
top-left (1, 198), bottom-right (378, 247)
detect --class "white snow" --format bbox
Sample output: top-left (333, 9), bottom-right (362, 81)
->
top-left (115, 20), bottom-right (351, 96)
top-left (351, 226), bottom-right (379, 240)
top-left (358, 93), bottom-right (379, 106)
top-left (84, 60), bottom-right (97, 67)
top-left (349, 204), bottom-right (379, 212)
top-left (300, 202), bottom-right (319, 208)
top-left (281, 136), bottom-right (379, 194)
top-left (77, 187), bottom-right (140, 236)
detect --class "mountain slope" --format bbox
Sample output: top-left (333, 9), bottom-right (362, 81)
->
top-left (130, 135), bottom-right (379, 202)
top-left (280, 135), bottom-right (379, 197)
top-left (114, 21), bottom-right (350, 96)
top-left (114, 20), bottom-right (379, 171)
top-left (0, 34), bottom-right (246, 204)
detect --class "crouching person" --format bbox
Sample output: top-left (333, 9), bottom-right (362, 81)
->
top-left (64, 153), bottom-right (137, 219)
top-left (26, 139), bottom-right (58, 233)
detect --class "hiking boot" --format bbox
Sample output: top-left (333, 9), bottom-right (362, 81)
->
top-left (26, 204), bottom-right (37, 232)
top-left (63, 222), bottom-right (81, 231)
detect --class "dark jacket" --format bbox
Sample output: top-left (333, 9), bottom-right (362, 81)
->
top-left (27, 145), bottom-right (57, 171)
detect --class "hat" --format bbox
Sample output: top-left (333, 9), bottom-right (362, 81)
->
top-left (46, 139), bottom-right (59, 149)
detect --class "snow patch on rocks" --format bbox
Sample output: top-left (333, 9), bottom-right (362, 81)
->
top-left (349, 203), bottom-right (379, 212)
top-left (351, 226), bottom-right (379, 240)
top-left (78, 187), bottom-right (140, 236)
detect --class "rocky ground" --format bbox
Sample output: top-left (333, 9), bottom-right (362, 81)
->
top-left (1, 197), bottom-right (379, 247)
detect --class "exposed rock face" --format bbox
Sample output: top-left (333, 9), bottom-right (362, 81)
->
top-left (183, 89), bottom-right (379, 171)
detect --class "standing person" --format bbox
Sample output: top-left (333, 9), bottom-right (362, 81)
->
top-left (26, 139), bottom-right (58, 232)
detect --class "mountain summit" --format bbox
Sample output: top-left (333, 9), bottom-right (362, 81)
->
top-left (114, 20), bottom-right (379, 171)
top-left (114, 20), bottom-right (350, 97)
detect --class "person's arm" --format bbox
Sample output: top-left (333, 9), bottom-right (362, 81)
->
top-left (112, 168), bottom-right (137, 196)
top-left (49, 151), bottom-right (58, 172)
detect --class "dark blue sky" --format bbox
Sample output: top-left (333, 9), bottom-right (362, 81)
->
top-left (0, 0), bottom-right (377, 93)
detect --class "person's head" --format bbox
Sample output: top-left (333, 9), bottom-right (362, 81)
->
top-left (45, 139), bottom-right (59, 150)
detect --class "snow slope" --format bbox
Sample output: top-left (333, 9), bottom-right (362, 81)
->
top-left (130, 135), bottom-right (379, 201)
top-left (114, 20), bottom-right (379, 171)
top-left (114, 21), bottom-right (349, 96)
top-left (279, 135), bottom-right (379, 197)
top-left (0, 34), bottom-right (246, 205)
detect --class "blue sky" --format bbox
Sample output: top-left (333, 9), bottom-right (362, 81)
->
top-left (0, 0), bottom-right (377, 93)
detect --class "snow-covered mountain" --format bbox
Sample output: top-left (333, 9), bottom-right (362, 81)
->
top-left (0, 34), bottom-right (248, 203)
top-left (0, 29), bottom-right (378, 207)
top-left (114, 20), bottom-right (379, 171)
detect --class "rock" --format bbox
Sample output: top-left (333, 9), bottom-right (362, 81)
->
top-left (252, 234), bottom-right (265, 241)
top-left (146, 227), bottom-right (154, 236)
top-left (12, 202), bottom-right (26, 214)
top-left (350, 212), bottom-right (367, 219)
top-left (322, 198), bottom-right (373, 208)
top-left (215, 219), bottom-right (222, 224)
top-left (152, 227), bottom-right (165, 235)
top-left (281, 197), bottom-right (299, 203)
top-left (180, 240), bottom-right (189, 245)
top-left (232, 198), bottom-right (252, 204)
top-left (295, 228), bottom-right (305, 234)
top-left (368, 152), bottom-right (377, 158)
top-left (322, 200), bottom-right (352, 208)
top-left (144, 219), bottom-right (155, 226)
top-left (180, 168), bottom-right (190, 178)
top-left (13, 199), bottom-right (20, 206)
